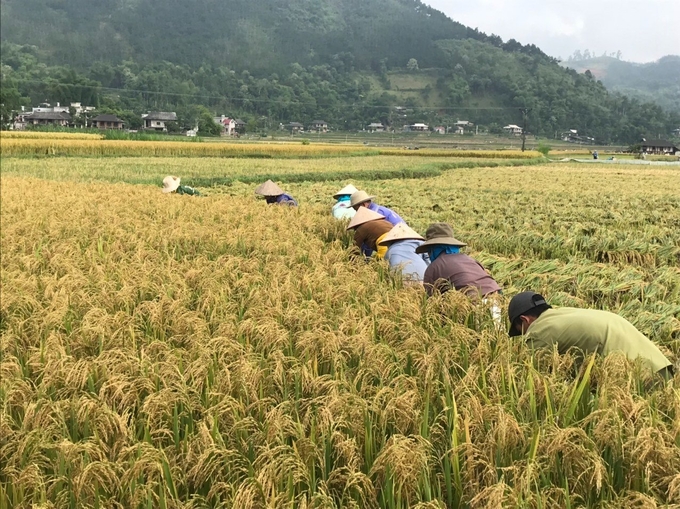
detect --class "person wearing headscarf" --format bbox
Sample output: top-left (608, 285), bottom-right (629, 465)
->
top-left (162, 176), bottom-right (202, 196)
top-left (416, 223), bottom-right (501, 298)
top-left (255, 180), bottom-right (298, 206)
top-left (377, 223), bottom-right (430, 283)
top-left (346, 207), bottom-right (394, 259)
top-left (350, 190), bottom-right (404, 226)
top-left (331, 184), bottom-right (358, 220)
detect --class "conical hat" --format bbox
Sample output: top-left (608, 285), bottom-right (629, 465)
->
top-left (333, 184), bottom-right (358, 199)
top-left (350, 190), bottom-right (376, 208)
top-left (255, 179), bottom-right (285, 196)
top-left (378, 223), bottom-right (424, 245)
top-left (162, 176), bottom-right (181, 193)
top-left (346, 206), bottom-right (385, 230)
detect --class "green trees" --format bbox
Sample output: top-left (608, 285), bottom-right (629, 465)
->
top-left (0, 0), bottom-right (676, 142)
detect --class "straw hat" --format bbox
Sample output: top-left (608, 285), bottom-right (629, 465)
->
top-left (162, 176), bottom-right (181, 193)
top-left (255, 179), bottom-right (285, 197)
top-left (333, 184), bottom-right (359, 199)
top-left (350, 190), bottom-right (376, 208)
top-left (415, 223), bottom-right (467, 253)
top-left (346, 206), bottom-right (385, 230)
top-left (378, 223), bottom-right (425, 245)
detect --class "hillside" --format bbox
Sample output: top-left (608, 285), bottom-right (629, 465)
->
top-left (563, 56), bottom-right (680, 114)
top-left (1, 0), bottom-right (678, 143)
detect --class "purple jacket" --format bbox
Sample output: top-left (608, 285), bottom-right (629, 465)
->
top-left (367, 202), bottom-right (404, 226)
top-left (274, 193), bottom-right (298, 206)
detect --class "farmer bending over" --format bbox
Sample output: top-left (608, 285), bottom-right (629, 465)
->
top-left (417, 223), bottom-right (502, 322)
top-left (508, 291), bottom-right (674, 380)
top-left (346, 207), bottom-right (393, 259)
top-left (332, 184), bottom-right (358, 220)
top-left (255, 180), bottom-right (298, 206)
top-left (162, 176), bottom-right (202, 196)
top-left (377, 223), bottom-right (430, 283)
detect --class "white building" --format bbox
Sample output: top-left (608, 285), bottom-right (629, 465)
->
top-left (405, 123), bottom-right (429, 132)
top-left (214, 115), bottom-right (236, 136)
top-left (503, 124), bottom-right (523, 135)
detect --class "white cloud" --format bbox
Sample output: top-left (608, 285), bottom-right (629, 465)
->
top-left (424, 0), bottom-right (680, 62)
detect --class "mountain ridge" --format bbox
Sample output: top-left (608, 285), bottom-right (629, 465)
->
top-left (1, 0), bottom-right (678, 143)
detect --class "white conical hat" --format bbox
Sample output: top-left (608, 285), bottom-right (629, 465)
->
top-left (162, 176), bottom-right (181, 193)
top-left (346, 206), bottom-right (385, 230)
top-left (255, 180), bottom-right (285, 196)
top-left (378, 223), bottom-right (424, 245)
top-left (333, 184), bottom-right (358, 199)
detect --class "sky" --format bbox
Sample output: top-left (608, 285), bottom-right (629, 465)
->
top-left (423, 0), bottom-right (680, 63)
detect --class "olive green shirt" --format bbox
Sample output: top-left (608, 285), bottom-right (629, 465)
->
top-left (525, 307), bottom-right (671, 374)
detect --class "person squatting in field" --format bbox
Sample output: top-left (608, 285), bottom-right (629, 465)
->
top-left (255, 180), bottom-right (298, 206)
top-left (162, 176), bottom-right (202, 196)
top-left (377, 222), bottom-right (430, 284)
top-left (346, 207), bottom-right (394, 259)
top-left (508, 291), bottom-right (675, 380)
top-left (416, 223), bottom-right (502, 323)
top-left (331, 184), bottom-right (358, 220)
top-left (350, 190), bottom-right (405, 226)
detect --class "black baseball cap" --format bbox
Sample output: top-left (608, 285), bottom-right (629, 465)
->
top-left (508, 291), bottom-right (551, 336)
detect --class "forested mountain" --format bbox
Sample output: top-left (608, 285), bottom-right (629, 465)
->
top-left (563, 56), bottom-right (680, 114)
top-left (1, 0), bottom-right (678, 143)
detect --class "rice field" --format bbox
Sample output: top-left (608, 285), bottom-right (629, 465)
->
top-left (0, 131), bottom-right (104, 140)
top-left (1, 146), bottom-right (679, 508)
top-left (0, 137), bottom-right (540, 159)
top-left (0, 155), bottom-right (545, 188)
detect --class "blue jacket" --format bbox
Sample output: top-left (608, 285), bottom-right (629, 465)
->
top-left (384, 240), bottom-right (430, 282)
top-left (274, 193), bottom-right (298, 206)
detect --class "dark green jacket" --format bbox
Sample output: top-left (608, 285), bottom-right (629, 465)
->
top-left (176, 185), bottom-right (202, 196)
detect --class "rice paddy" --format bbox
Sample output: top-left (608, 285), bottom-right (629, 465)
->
top-left (1, 141), bottom-right (679, 508)
top-left (0, 137), bottom-right (540, 159)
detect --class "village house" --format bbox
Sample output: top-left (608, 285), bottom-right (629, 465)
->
top-left (561, 129), bottom-right (595, 144)
top-left (286, 122), bottom-right (304, 134)
top-left (561, 129), bottom-right (579, 142)
top-left (405, 123), bottom-right (429, 132)
top-left (31, 102), bottom-right (70, 114)
top-left (19, 111), bottom-right (72, 128)
top-left (214, 116), bottom-right (237, 136)
top-left (309, 120), bottom-right (328, 133)
top-left (91, 114), bottom-right (125, 130)
top-left (367, 122), bottom-right (385, 132)
top-left (142, 112), bottom-right (177, 132)
top-left (234, 119), bottom-right (247, 133)
top-left (641, 139), bottom-right (678, 156)
top-left (453, 120), bottom-right (474, 134)
top-left (433, 126), bottom-right (446, 134)
top-left (503, 124), bottom-right (523, 136)
top-left (70, 102), bottom-right (96, 116)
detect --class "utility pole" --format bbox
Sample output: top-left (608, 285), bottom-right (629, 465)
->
top-left (520, 108), bottom-right (529, 152)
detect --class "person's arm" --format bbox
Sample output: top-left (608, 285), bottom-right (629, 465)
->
top-left (385, 208), bottom-right (404, 225)
top-left (354, 227), bottom-right (373, 256)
